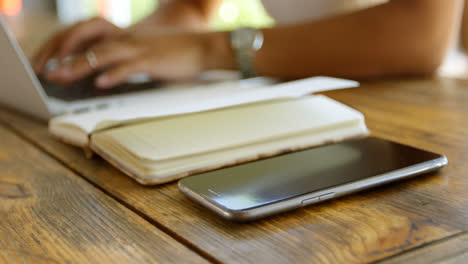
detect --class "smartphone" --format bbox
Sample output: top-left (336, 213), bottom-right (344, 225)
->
top-left (178, 137), bottom-right (447, 221)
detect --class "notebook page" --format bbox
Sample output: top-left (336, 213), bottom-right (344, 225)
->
top-left (50, 77), bottom-right (358, 134)
top-left (95, 95), bottom-right (364, 161)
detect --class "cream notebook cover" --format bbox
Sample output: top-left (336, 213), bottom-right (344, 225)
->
top-left (49, 77), bottom-right (368, 185)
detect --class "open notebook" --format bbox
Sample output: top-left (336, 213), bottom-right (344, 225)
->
top-left (49, 77), bottom-right (369, 185)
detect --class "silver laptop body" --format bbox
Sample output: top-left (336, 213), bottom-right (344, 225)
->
top-left (0, 14), bottom-right (53, 119)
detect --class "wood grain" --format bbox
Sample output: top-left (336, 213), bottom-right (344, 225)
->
top-left (0, 125), bottom-right (207, 263)
top-left (379, 232), bottom-right (468, 264)
top-left (324, 78), bottom-right (468, 230)
top-left (0, 77), bottom-right (466, 263)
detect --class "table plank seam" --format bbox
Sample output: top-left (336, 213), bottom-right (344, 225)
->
top-left (0, 120), bottom-right (223, 264)
top-left (372, 230), bottom-right (468, 264)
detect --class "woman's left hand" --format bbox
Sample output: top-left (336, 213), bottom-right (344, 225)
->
top-left (46, 31), bottom-right (231, 89)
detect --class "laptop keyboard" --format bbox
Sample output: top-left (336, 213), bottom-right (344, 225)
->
top-left (40, 76), bottom-right (162, 102)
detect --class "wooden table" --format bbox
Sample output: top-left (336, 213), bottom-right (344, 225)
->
top-left (1, 77), bottom-right (468, 263)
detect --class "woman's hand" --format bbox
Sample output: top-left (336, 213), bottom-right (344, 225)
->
top-left (46, 31), bottom-right (235, 89)
top-left (33, 17), bottom-right (124, 75)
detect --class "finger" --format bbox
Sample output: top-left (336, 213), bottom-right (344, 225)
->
top-left (47, 41), bottom-right (136, 84)
top-left (33, 29), bottom-right (69, 74)
top-left (95, 60), bottom-right (148, 89)
top-left (57, 18), bottom-right (118, 61)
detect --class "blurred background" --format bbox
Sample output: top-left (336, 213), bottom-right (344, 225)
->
top-left (0, 0), bottom-right (274, 28)
top-left (0, 0), bottom-right (467, 77)
top-left (0, 0), bottom-right (274, 57)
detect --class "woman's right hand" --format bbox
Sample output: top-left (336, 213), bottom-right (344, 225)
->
top-left (33, 17), bottom-right (124, 75)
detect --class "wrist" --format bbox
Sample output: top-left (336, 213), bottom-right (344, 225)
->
top-left (202, 31), bottom-right (236, 71)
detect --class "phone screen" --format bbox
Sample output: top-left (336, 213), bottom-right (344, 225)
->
top-left (180, 137), bottom-right (443, 211)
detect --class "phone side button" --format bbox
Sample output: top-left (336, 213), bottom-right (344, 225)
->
top-left (301, 196), bottom-right (320, 206)
top-left (319, 193), bottom-right (335, 201)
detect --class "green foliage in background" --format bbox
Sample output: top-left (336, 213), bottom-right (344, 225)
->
top-left (211, 0), bottom-right (274, 30)
top-left (129, 0), bottom-right (273, 29)
top-left (82, 0), bottom-right (98, 15)
top-left (131, 0), bottom-right (158, 23)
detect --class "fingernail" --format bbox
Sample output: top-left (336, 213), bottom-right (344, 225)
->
top-left (62, 56), bottom-right (74, 64)
top-left (96, 75), bottom-right (110, 88)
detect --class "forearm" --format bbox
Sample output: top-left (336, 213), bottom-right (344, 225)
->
top-left (208, 0), bottom-right (462, 79)
top-left (130, 0), bottom-right (222, 32)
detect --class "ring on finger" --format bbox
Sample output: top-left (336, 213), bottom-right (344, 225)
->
top-left (86, 50), bottom-right (99, 69)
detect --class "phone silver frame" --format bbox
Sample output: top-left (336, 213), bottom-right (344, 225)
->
top-left (179, 156), bottom-right (447, 221)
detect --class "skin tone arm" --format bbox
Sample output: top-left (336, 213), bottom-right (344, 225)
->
top-left (252, 0), bottom-right (463, 78)
top-left (43, 0), bottom-right (462, 88)
top-left (33, 0), bottom-right (222, 74)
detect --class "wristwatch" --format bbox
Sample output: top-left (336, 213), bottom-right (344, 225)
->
top-left (230, 27), bottom-right (264, 78)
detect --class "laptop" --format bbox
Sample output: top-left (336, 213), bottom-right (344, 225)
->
top-left (0, 15), bottom-right (268, 120)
